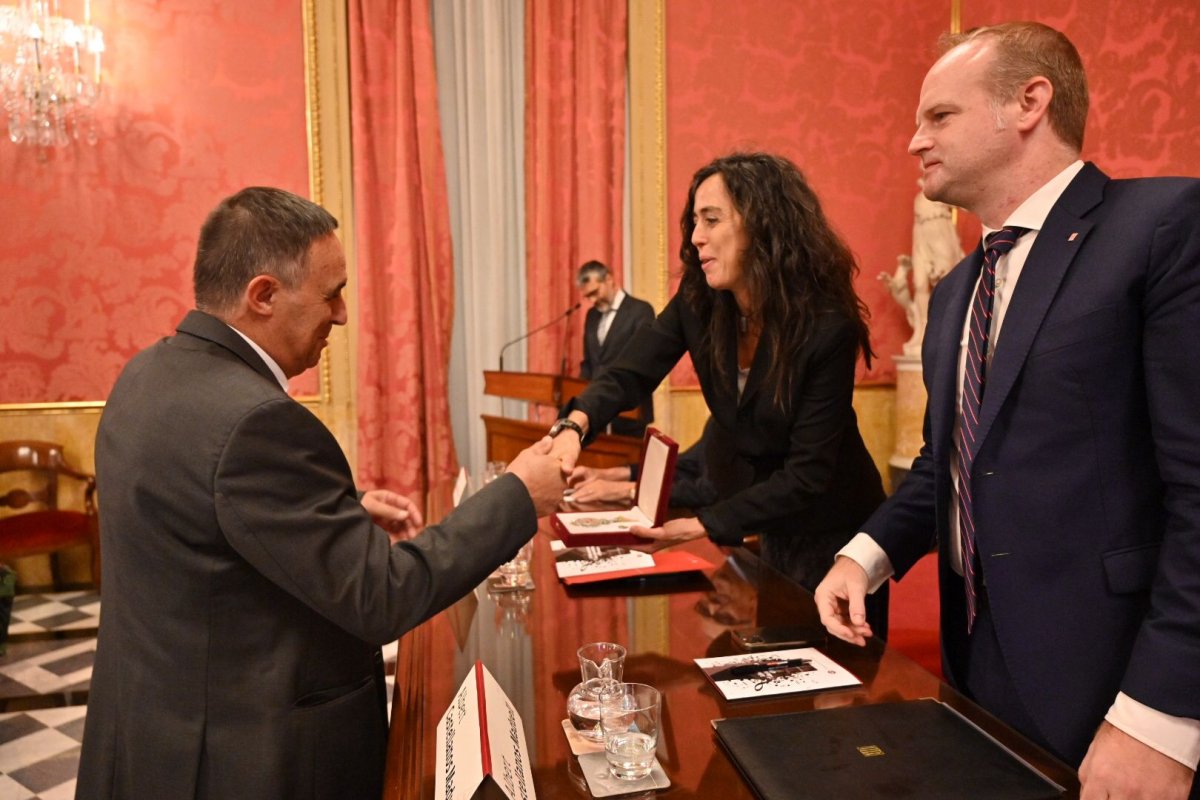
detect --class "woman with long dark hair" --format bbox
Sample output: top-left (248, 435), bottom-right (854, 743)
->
top-left (552, 152), bottom-right (887, 632)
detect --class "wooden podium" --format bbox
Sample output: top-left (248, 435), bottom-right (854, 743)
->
top-left (481, 370), bottom-right (643, 468)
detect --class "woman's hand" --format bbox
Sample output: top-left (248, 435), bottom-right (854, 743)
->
top-left (567, 464), bottom-right (633, 487)
top-left (628, 517), bottom-right (708, 553)
top-left (569, 479), bottom-right (635, 504)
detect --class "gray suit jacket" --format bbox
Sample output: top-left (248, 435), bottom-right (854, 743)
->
top-left (76, 311), bottom-right (536, 800)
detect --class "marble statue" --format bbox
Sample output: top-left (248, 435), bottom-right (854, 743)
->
top-left (879, 178), bottom-right (965, 357)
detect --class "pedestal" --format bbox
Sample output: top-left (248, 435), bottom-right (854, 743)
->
top-left (889, 355), bottom-right (926, 480)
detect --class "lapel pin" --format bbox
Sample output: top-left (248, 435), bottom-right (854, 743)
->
top-left (1068, 232), bottom-right (1079, 241)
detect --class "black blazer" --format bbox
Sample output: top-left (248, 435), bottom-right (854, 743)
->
top-left (571, 293), bottom-right (884, 593)
top-left (581, 293), bottom-right (656, 435)
top-left (77, 311), bottom-right (537, 800)
top-left (865, 164), bottom-right (1200, 764)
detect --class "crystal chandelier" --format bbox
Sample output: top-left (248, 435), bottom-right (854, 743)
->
top-left (0, 0), bottom-right (105, 150)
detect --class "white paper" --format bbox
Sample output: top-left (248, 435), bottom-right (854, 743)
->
top-left (480, 666), bottom-right (536, 800)
top-left (434, 663), bottom-right (537, 800)
top-left (435, 669), bottom-right (485, 800)
top-left (693, 648), bottom-right (861, 701)
top-left (552, 544), bottom-right (655, 579)
top-left (452, 467), bottom-right (469, 507)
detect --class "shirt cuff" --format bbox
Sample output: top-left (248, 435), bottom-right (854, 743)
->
top-left (836, 533), bottom-right (895, 594)
top-left (1105, 692), bottom-right (1200, 769)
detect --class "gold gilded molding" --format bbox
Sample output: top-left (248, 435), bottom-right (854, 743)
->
top-left (302, 0), bottom-right (325, 211)
top-left (0, 402), bottom-right (104, 414)
top-left (629, 0), bottom-right (672, 434)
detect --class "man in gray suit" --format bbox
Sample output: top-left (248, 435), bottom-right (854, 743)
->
top-left (76, 187), bottom-right (564, 800)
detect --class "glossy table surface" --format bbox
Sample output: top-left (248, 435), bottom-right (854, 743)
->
top-left (383, 527), bottom-right (1079, 798)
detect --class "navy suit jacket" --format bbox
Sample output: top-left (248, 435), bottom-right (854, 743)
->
top-left (865, 163), bottom-right (1200, 764)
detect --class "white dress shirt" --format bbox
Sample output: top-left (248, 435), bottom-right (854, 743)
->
top-left (227, 324), bottom-right (289, 392)
top-left (596, 289), bottom-right (626, 346)
top-left (838, 160), bottom-right (1200, 768)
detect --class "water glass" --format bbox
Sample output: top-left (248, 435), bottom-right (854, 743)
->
top-left (496, 540), bottom-right (533, 588)
top-left (566, 676), bottom-right (621, 740)
top-left (482, 460), bottom-right (507, 485)
top-left (599, 683), bottom-right (661, 780)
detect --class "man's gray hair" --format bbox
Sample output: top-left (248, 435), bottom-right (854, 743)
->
top-left (576, 259), bottom-right (610, 287)
top-left (193, 187), bottom-right (338, 313)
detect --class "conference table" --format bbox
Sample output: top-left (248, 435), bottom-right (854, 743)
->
top-left (382, 525), bottom-right (1079, 798)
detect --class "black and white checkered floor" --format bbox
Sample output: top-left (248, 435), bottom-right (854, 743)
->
top-left (0, 590), bottom-right (100, 799)
top-left (0, 706), bottom-right (85, 800)
top-left (0, 590), bottom-right (397, 799)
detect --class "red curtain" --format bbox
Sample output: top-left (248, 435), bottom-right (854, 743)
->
top-left (348, 0), bottom-right (458, 501)
top-left (524, 0), bottom-right (628, 386)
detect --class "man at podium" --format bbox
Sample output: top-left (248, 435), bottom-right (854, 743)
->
top-left (576, 260), bottom-right (655, 437)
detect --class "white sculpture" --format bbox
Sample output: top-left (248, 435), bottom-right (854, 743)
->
top-left (879, 178), bottom-right (965, 356)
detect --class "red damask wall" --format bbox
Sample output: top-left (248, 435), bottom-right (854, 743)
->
top-left (665, 0), bottom-right (946, 385)
top-left (0, 1), bottom-right (312, 403)
top-left (965, 0), bottom-right (1200, 177)
top-left (664, 0), bottom-right (1200, 384)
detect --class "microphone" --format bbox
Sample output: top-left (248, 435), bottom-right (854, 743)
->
top-left (498, 303), bottom-right (582, 371)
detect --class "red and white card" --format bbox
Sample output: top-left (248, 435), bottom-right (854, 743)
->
top-left (434, 661), bottom-right (536, 800)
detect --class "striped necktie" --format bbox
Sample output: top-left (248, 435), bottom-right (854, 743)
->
top-left (957, 226), bottom-right (1027, 632)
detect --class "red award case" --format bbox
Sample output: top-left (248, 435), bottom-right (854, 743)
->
top-left (551, 427), bottom-right (678, 547)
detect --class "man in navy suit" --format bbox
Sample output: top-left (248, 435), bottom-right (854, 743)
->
top-left (815, 22), bottom-right (1198, 799)
top-left (577, 260), bottom-right (655, 437)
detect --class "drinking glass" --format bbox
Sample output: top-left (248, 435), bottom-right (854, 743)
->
top-left (566, 642), bottom-right (626, 740)
top-left (482, 460), bottom-right (507, 485)
top-left (496, 539), bottom-right (533, 588)
top-left (599, 683), bottom-right (661, 780)
top-left (577, 641), bottom-right (626, 683)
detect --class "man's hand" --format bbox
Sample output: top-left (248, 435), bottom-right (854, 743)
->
top-left (506, 436), bottom-right (568, 517)
top-left (361, 490), bottom-right (423, 543)
top-left (569, 479), bottom-right (635, 504)
top-left (1079, 721), bottom-right (1196, 800)
top-left (568, 465), bottom-right (634, 487)
top-left (627, 517), bottom-right (707, 553)
top-left (813, 556), bottom-right (874, 646)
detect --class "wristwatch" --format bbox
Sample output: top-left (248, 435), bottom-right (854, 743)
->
top-left (549, 418), bottom-right (584, 439)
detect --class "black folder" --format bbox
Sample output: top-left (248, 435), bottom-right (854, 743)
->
top-left (713, 699), bottom-right (1063, 800)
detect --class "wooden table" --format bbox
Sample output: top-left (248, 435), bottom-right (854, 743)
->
top-left (383, 528), bottom-right (1079, 798)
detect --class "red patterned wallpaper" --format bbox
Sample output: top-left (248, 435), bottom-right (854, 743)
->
top-left (963, 1), bottom-right (1200, 178)
top-left (665, 0), bottom-right (949, 385)
top-left (665, 0), bottom-right (1200, 386)
top-left (0, 1), bottom-right (312, 403)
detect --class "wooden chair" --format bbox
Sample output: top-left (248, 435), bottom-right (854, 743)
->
top-left (0, 441), bottom-right (100, 589)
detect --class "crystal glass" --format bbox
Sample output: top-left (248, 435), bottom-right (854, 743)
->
top-left (481, 460), bottom-right (507, 485)
top-left (566, 676), bottom-right (621, 741)
top-left (577, 641), bottom-right (626, 683)
top-left (599, 683), bottom-right (661, 780)
top-left (495, 539), bottom-right (533, 588)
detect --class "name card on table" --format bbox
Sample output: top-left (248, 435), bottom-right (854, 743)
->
top-left (551, 428), bottom-right (678, 547)
top-left (435, 661), bottom-right (536, 800)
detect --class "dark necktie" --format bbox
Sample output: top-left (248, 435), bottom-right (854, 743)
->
top-left (957, 226), bottom-right (1027, 632)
